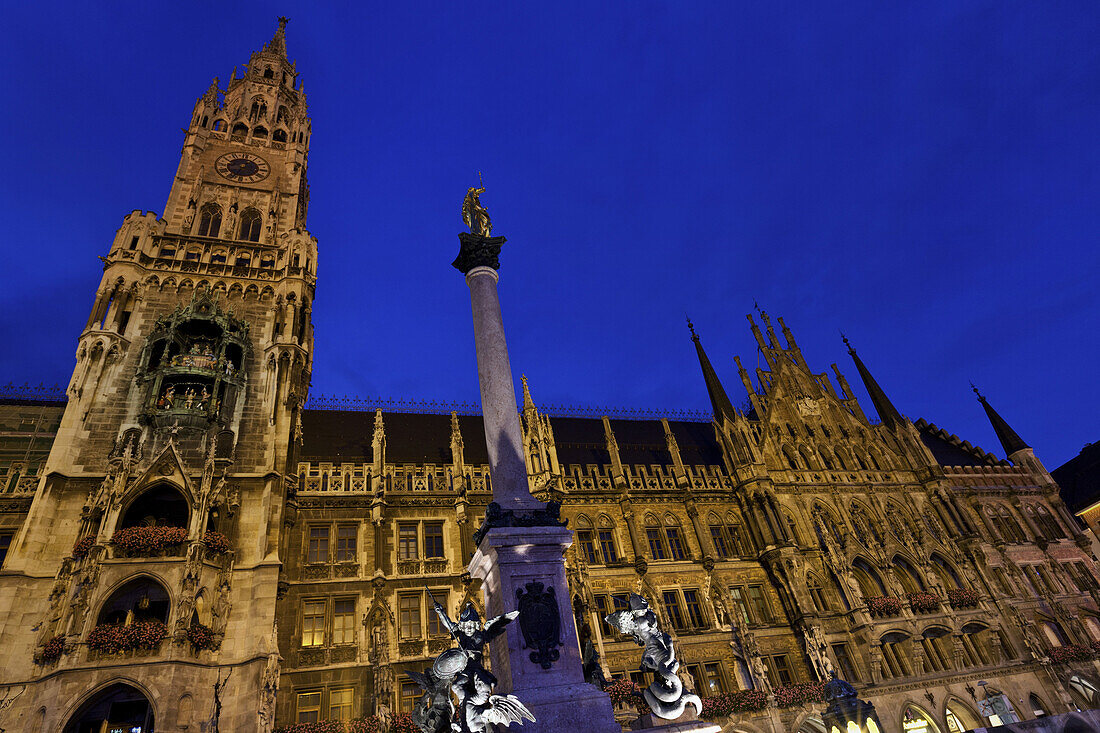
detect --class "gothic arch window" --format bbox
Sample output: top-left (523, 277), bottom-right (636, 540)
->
top-left (96, 575), bottom-right (171, 626)
top-left (232, 122), bottom-right (248, 137)
top-left (879, 632), bottom-right (913, 679)
top-left (273, 128), bottom-right (288, 143)
top-left (892, 556), bottom-right (925, 595)
top-left (945, 698), bottom-right (982, 732)
top-left (991, 505), bottom-right (1027, 544)
top-left (575, 515), bottom-right (599, 565)
top-left (806, 573), bottom-right (829, 612)
top-left (781, 508), bottom-right (802, 546)
top-left (119, 483), bottom-right (190, 530)
top-left (900, 704), bottom-right (939, 732)
top-left (867, 452), bottom-right (881, 470)
top-left (663, 513), bottom-right (688, 560)
top-left (919, 626), bottom-right (954, 672)
top-left (263, 66), bottom-right (274, 79)
top-left (930, 554), bottom-right (962, 590)
top-left (709, 513), bottom-right (746, 558)
top-left (781, 446), bottom-right (800, 470)
top-left (213, 119), bottom-right (226, 131)
top-left (1041, 620), bottom-right (1070, 647)
top-left (1028, 693), bottom-right (1048, 718)
top-left (277, 106), bottom-right (290, 124)
top-left (849, 502), bottom-right (880, 546)
top-left (852, 557), bottom-right (886, 597)
top-left (959, 623), bottom-right (991, 667)
top-left (62, 683), bottom-right (154, 733)
top-left (855, 453), bottom-right (868, 470)
top-left (238, 208), bottom-right (262, 242)
top-left (1036, 504), bottom-right (1065, 540)
top-left (1068, 676), bottom-right (1100, 708)
top-left (820, 451), bottom-right (834, 470)
top-left (249, 98), bottom-right (268, 121)
top-left (797, 446), bottom-right (816, 470)
top-left (197, 203), bottom-right (222, 237)
top-left (253, 126), bottom-right (269, 139)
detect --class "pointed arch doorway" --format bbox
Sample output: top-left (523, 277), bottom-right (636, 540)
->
top-left (63, 682), bottom-right (154, 733)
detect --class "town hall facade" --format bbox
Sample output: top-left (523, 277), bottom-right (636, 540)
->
top-left (0, 20), bottom-right (1098, 733)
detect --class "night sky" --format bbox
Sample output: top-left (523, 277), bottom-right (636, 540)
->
top-left (0, 2), bottom-right (1097, 467)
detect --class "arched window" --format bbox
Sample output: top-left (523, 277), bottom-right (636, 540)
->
top-left (1028, 693), bottom-right (1048, 718)
top-left (63, 683), bottom-right (154, 733)
top-left (782, 508), bottom-right (802, 546)
top-left (992, 505), bottom-right (1027, 544)
top-left (644, 514), bottom-right (688, 561)
top-left (944, 699), bottom-right (982, 732)
top-left (253, 126), bottom-right (268, 139)
top-left (1036, 505), bottom-right (1065, 540)
top-left (249, 98), bottom-right (267, 121)
top-left (238, 208), bottom-right (262, 241)
top-left (232, 122), bottom-right (248, 137)
top-left (852, 558), bottom-right (886, 598)
top-left (709, 512), bottom-right (746, 558)
top-left (119, 484), bottom-right (189, 530)
top-left (213, 119), bottom-right (226, 131)
top-left (879, 632), bottom-right (912, 679)
top-left (930, 554), bottom-right (962, 590)
top-left (782, 446), bottom-right (800, 470)
top-left (273, 128), bottom-right (288, 143)
top-left (919, 627), bottom-right (953, 672)
top-left (575, 515), bottom-right (598, 565)
top-left (900, 704), bottom-right (940, 733)
top-left (263, 66), bottom-right (274, 79)
top-left (197, 203), bottom-right (222, 237)
top-left (807, 573), bottom-right (829, 612)
top-left (1042, 620), bottom-right (1070, 647)
top-left (892, 556), bottom-right (925, 595)
top-left (96, 576), bottom-right (171, 626)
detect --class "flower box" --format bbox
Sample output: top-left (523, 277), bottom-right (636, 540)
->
top-left (110, 526), bottom-right (188, 557)
top-left (186, 622), bottom-right (217, 651)
top-left (604, 678), bottom-right (651, 713)
top-left (274, 714), bottom-right (418, 733)
top-left (33, 635), bottom-right (66, 665)
top-left (907, 592), bottom-right (941, 614)
top-left (202, 530), bottom-right (232, 555)
top-left (946, 588), bottom-right (980, 609)
top-left (71, 536), bottom-right (95, 560)
top-left (699, 689), bottom-right (768, 718)
top-left (866, 596), bottom-right (903, 617)
top-left (87, 620), bottom-right (168, 654)
top-left (774, 681), bottom-right (827, 708)
top-left (1049, 644), bottom-right (1093, 664)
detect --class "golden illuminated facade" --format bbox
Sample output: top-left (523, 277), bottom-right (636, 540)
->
top-left (0, 19), bottom-right (1099, 733)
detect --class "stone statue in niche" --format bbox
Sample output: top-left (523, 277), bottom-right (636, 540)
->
top-left (604, 593), bottom-right (702, 720)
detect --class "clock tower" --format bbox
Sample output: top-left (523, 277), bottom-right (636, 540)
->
top-left (0, 20), bottom-right (314, 733)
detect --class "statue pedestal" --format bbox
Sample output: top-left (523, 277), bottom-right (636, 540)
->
top-left (470, 525), bottom-right (620, 733)
top-left (630, 711), bottom-right (722, 732)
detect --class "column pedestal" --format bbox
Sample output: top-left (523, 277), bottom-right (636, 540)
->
top-left (470, 526), bottom-right (620, 733)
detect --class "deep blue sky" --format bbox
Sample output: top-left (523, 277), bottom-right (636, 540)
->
top-left (1, 2), bottom-right (1097, 467)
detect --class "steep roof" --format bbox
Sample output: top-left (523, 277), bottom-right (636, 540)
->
top-left (299, 410), bottom-right (722, 468)
top-left (914, 418), bottom-right (1006, 467)
top-left (1053, 441), bottom-right (1100, 513)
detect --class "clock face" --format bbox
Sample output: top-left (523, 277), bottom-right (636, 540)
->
top-left (215, 153), bottom-right (270, 183)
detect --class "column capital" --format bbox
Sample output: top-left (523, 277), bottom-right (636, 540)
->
top-left (453, 232), bottom-right (507, 274)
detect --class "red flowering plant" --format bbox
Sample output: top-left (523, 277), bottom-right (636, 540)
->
top-left (33, 635), bottom-right (66, 665)
top-left (906, 592), bottom-right (941, 614)
top-left (275, 717), bottom-right (412, 733)
top-left (71, 536), bottom-right (96, 560)
top-left (865, 596), bottom-right (902, 617)
top-left (1090, 640), bottom-right (1100, 654)
top-left (87, 620), bottom-right (168, 654)
top-left (202, 530), bottom-right (232, 555)
top-left (946, 588), bottom-right (980, 609)
top-left (1049, 645), bottom-right (1093, 664)
top-left (110, 526), bottom-right (188, 557)
top-left (699, 689), bottom-right (768, 719)
top-left (186, 622), bottom-right (216, 651)
top-left (773, 681), bottom-right (827, 708)
top-left (603, 678), bottom-right (651, 713)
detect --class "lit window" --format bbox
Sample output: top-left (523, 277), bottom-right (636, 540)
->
top-left (335, 525), bottom-right (357, 562)
top-left (333, 598), bottom-right (355, 645)
top-left (398, 524), bottom-right (419, 560)
top-left (424, 522), bottom-right (444, 558)
top-left (296, 691), bottom-right (321, 723)
top-left (302, 600), bottom-right (325, 647)
top-left (307, 526), bottom-right (329, 564)
top-left (703, 663), bottom-right (727, 695)
top-left (399, 595), bottom-right (421, 639)
top-left (329, 687), bottom-right (353, 720)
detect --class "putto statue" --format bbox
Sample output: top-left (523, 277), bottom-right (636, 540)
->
top-left (605, 593), bottom-right (702, 720)
top-left (461, 174), bottom-right (493, 237)
top-left (408, 594), bottom-right (535, 733)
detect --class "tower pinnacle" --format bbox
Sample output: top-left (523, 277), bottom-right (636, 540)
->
top-left (972, 384), bottom-right (1031, 457)
top-left (843, 335), bottom-right (904, 430)
top-left (688, 320), bottom-right (737, 423)
top-left (265, 17), bottom-right (289, 58)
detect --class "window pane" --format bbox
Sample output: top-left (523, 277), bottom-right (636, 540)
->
top-left (772, 655), bottom-right (793, 685)
top-left (683, 590), bottom-right (705, 628)
top-left (831, 643), bottom-right (859, 682)
top-left (336, 525), bottom-right (357, 562)
top-left (595, 595), bottom-right (613, 636)
top-left (665, 527), bottom-right (686, 560)
top-left (728, 525), bottom-right (746, 555)
top-left (400, 680), bottom-right (421, 712)
top-left (0, 533), bottom-right (11, 568)
top-left (661, 590), bottom-right (686, 630)
top-left (578, 530), bottom-right (599, 564)
top-left (598, 530), bottom-right (618, 562)
top-left (704, 663), bottom-right (727, 694)
top-left (710, 526), bottom-right (729, 558)
top-left (330, 687), bottom-right (353, 720)
top-left (424, 522), bottom-right (444, 558)
top-left (302, 600), bottom-right (325, 647)
top-left (333, 599), bottom-right (355, 644)
top-left (297, 691), bottom-right (321, 723)
top-left (729, 587), bottom-right (751, 625)
top-left (748, 585), bottom-right (770, 623)
top-left (398, 523), bottom-right (419, 560)
top-left (399, 595), bottom-right (421, 638)
top-left (647, 529), bottom-right (667, 560)
top-left (427, 591), bottom-right (447, 636)
top-left (308, 526), bottom-right (330, 564)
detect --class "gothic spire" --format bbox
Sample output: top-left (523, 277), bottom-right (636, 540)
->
top-left (843, 335), bottom-right (904, 430)
top-left (688, 317), bottom-right (737, 423)
top-left (972, 385), bottom-right (1031, 457)
top-left (264, 16), bottom-right (289, 58)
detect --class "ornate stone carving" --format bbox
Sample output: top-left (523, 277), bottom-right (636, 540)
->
top-left (472, 500), bottom-right (567, 547)
top-left (515, 580), bottom-right (562, 669)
